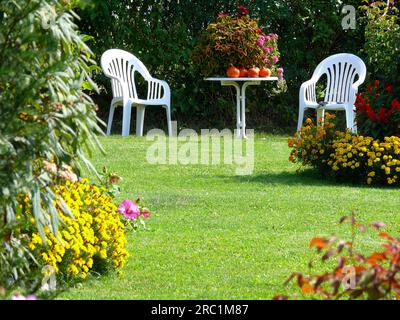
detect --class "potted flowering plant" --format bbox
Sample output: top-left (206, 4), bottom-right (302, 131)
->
top-left (355, 80), bottom-right (400, 139)
top-left (192, 5), bottom-right (283, 78)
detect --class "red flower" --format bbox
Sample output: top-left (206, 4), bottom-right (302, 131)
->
top-left (356, 94), bottom-right (365, 104)
top-left (367, 85), bottom-right (373, 91)
top-left (379, 107), bottom-right (388, 124)
top-left (237, 5), bottom-right (250, 16)
top-left (384, 84), bottom-right (393, 93)
top-left (366, 104), bottom-right (376, 122)
top-left (374, 80), bottom-right (380, 87)
top-left (391, 98), bottom-right (400, 110)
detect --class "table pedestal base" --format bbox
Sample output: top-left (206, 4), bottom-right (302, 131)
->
top-left (221, 80), bottom-right (260, 139)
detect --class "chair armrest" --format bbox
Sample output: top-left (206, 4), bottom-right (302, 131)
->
top-left (147, 78), bottom-right (170, 101)
top-left (299, 79), bottom-right (318, 104)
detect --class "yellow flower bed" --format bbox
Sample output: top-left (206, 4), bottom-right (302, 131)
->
top-left (27, 179), bottom-right (128, 279)
top-left (288, 113), bottom-right (400, 185)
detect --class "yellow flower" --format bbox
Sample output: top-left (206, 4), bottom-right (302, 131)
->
top-left (368, 171), bottom-right (375, 177)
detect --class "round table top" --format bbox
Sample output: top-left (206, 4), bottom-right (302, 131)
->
top-left (205, 77), bottom-right (279, 81)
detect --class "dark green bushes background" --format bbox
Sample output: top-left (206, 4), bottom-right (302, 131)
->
top-left (77, 0), bottom-right (365, 133)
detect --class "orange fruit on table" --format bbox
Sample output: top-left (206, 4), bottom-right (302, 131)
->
top-left (239, 67), bottom-right (249, 77)
top-left (259, 67), bottom-right (272, 78)
top-left (226, 66), bottom-right (240, 78)
top-left (248, 67), bottom-right (260, 78)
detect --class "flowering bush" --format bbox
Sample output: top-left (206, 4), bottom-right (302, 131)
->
top-left (192, 5), bottom-right (281, 77)
top-left (355, 80), bottom-right (400, 139)
top-left (25, 179), bottom-right (128, 280)
top-left (275, 212), bottom-right (400, 300)
top-left (118, 199), bottom-right (150, 231)
top-left (288, 113), bottom-right (400, 185)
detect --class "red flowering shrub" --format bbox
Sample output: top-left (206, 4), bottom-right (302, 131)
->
top-left (355, 80), bottom-right (400, 139)
top-left (275, 212), bottom-right (400, 300)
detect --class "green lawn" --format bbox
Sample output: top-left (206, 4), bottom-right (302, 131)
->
top-left (60, 135), bottom-right (399, 299)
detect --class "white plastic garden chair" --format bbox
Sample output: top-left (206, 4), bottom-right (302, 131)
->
top-left (297, 53), bottom-right (367, 133)
top-left (101, 49), bottom-right (172, 136)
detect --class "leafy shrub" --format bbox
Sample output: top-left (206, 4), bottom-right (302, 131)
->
top-left (355, 80), bottom-right (400, 139)
top-left (289, 114), bottom-right (400, 185)
top-left (0, 0), bottom-right (105, 296)
top-left (275, 212), bottom-right (400, 300)
top-left (192, 5), bottom-right (281, 77)
top-left (360, 1), bottom-right (400, 84)
top-left (24, 179), bottom-right (128, 280)
top-left (0, 0), bottom-right (103, 236)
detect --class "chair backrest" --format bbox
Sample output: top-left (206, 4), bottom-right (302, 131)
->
top-left (101, 49), bottom-right (152, 99)
top-left (312, 53), bottom-right (366, 104)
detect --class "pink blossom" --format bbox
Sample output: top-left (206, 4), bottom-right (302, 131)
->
top-left (118, 199), bottom-right (140, 220)
top-left (59, 165), bottom-right (77, 183)
top-left (265, 36), bottom-right (271, 42)
top-left (256, 37), bottom-right (265, 47)
top-left (263, 46), bottom-right (271, 53)
top-left (272, 56), bottom-right (279, 64)
top-left (43, 160), bottom-right (57, 175)
top-left (278, 68), bottom-right (284, 79)
top-left (141, 210), bottom-right (151, 219)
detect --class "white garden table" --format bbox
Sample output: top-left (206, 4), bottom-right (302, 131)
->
top-left (205, 77), bottom-right (278, 138)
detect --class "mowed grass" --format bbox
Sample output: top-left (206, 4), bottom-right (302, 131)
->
top-left (60, 134), bottom-right (400, 299)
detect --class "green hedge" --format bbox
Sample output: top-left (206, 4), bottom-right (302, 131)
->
top-left (77, 0), bottom-right (366, 132)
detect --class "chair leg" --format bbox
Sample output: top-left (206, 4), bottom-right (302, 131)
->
top-left (165, 104), bottom-right (172, 137)
top-left (136, 105), bottom-right (146, 136)
top-left (297, 107), bottom-right (306, 132)
top-left (345, 107), bottom-right (355, 133)
top-left (122, 100), bottom-right (132, 137)
top-left (317, 108), bottom-right (325, 127)
top-left (106, 102), bottom-right (115, 136)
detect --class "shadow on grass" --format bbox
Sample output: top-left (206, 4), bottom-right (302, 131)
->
top-left (218, 169), bottom-right (394, 189)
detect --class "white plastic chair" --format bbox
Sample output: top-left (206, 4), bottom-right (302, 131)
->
top-left (101, 49), bottom-right (172, 136)
top-left (297, 53), bottom-right (366, 133)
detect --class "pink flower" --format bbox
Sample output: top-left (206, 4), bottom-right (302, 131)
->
top-left (218, 12), bottom-right (227, 18)
top-left (141, 210), bottom-right (151, 219)
top-left (272, 56), bottom-right (279, 64)
top-left (118, 199), bottom-right (140, 220)
top-left (265, 36), bottom-right (271, 42)
top-left (263, 46), bottom-right (271, 53)
top-left (59, 165), bottom-right (77, 182)
top-left (278, 68), bottom-right (284, 79)
top-left (43, 160), bottom-right (57, 175)
top-left (256, 37), bottom-right (265, 47)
